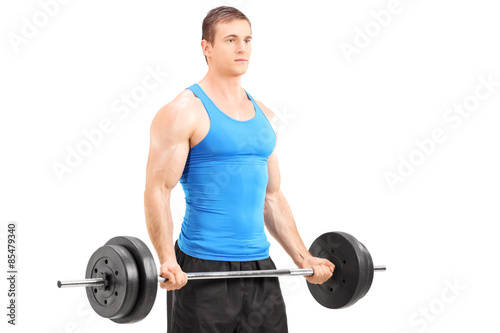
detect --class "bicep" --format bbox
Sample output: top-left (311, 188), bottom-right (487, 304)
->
top-left (266, 147), bottom-right (281, 194)
top-left (258, 101), bottom-right (281, 195)
top-left (145, 104), bottom-right (193, 192)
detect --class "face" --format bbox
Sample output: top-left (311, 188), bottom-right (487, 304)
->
top-left (204, 19), bottom-right (252, 76)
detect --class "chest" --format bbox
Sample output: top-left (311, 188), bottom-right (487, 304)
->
top-left (190, 98), bottom-right (256, 149)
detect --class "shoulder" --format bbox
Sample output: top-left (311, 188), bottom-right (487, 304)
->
top-left (156, 88), bottom-right (200, 119)
top-left (255, 99), bottom-right (278, 135)
top-left (150, 88), bottom-right (201, 136)
top-left (254, 99), bottom-right (274, 119)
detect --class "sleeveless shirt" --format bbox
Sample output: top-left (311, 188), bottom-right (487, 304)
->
top-left (177, 83), bottom-right (277, 261)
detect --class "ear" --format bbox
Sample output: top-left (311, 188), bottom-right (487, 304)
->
top-left (201, 40), bottom-right (212, 59)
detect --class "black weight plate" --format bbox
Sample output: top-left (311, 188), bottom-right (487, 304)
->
top-left (105, 236), bottom-right (158, 324)
top-left (355, 240), bottom-right (374, 301)
top-left (306, 232), bottom-right (371, 309)
top-left (85, 244), bottom-right (140, 319)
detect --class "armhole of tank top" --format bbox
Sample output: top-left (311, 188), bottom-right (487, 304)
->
top-left (185, 87), bottom-right (212, 150)
top-left (247, 93), bottom-right (277, 145)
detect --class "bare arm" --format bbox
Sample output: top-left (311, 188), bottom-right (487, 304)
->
top-left (260, 103), bottom-right (335, 284)
top-left (144, 97), bottom-right (194, 289)
top-left (264, 149), bottom-right (311, 265)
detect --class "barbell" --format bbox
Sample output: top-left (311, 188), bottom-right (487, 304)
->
top-left (57, 231), bottom-right (385, 324)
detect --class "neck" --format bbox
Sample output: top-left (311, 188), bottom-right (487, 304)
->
top-left (198, 69), bottom-right (245, 104)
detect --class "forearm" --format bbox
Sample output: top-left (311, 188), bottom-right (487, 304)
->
top-left (144, 187), bottom-right (176, 264)
top-left (264, 189), bottom-right (312, 267)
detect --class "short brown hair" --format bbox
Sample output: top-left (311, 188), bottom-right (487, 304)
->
top-left (201, 6), bottom-right (252, 64)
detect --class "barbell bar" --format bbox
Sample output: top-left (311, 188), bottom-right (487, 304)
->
top-left (58, 266), bottom-right (387, 288)
top-left (57, 232), bottom-right (385, 324)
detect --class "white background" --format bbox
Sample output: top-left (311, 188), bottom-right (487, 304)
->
top-left (1, 0), bottom-right (499, 332)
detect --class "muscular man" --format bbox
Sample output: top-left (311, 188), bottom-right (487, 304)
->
top-left (144, 6), bottom-right (334, 332)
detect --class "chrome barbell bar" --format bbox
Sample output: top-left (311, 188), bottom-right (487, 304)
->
top-left (57, 265), bottom-right (386, 288)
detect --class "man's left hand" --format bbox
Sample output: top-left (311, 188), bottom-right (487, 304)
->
top-left (298, 256), bottom-right (335, 284)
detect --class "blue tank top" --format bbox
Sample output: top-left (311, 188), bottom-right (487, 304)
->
top-left (177, 83), bottom-right (277, 261)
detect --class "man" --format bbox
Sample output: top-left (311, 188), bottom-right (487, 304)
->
top-left (144, 6), bottom-right (334, 332)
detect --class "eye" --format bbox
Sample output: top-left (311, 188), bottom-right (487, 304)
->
top-left (228, 39), bottom-right (234, 43)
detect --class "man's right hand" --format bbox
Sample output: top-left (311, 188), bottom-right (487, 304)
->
top-left (159, 261), bottom-right (188, 291)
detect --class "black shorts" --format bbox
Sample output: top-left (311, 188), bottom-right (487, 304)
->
top-left (167, 241), bottom-right (288, 333)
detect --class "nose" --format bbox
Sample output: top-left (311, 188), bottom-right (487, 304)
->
top-left (236, 40), bottom-right (248, 52)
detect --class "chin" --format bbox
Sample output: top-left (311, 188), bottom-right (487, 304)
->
top-left (230, 67), bottom-right (248, 76)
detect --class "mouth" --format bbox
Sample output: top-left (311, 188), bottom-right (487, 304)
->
top-left (235, 59), bottom-right (247, 62)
